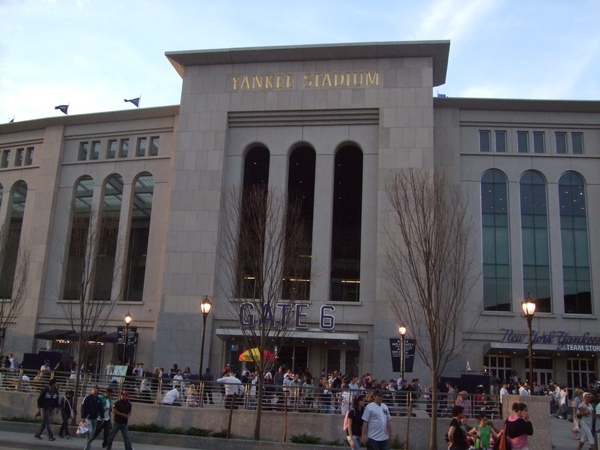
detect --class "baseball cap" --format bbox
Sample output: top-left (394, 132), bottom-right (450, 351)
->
top-left (121, 391), bottom-right (130, 397)
top-left (373, 389), bottom-right (383, 396)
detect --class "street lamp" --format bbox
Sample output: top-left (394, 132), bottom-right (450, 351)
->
top-left (521, 293), bottom-right (536, 388)
top-left (123, 312), bottom-right (133, 364)
top-left (199, 295), bottom-right (212, 380)
top-left (399, 326), bottom-right (407, 380)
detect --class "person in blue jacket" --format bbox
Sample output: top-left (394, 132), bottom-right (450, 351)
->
top-left (81, 385), bottom-right (103, 450)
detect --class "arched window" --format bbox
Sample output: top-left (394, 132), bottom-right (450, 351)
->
top-left (124, 173), bottom-right (154, 302)
top-left (283, 146), bottom-right (315, 300)
top-left (520, 171), bottom-right (551, 312)
top-left (330, 145), bottom-right (363, 302)
top-left (92, 175), bottom-right (123, 300)
top-left (0, 181), bottom-right (28, 299)
top-left (559, 172), bottom-right (591, 314)
top-left (238, 146), bottom-right (270, 298)
top-left (63, 177), bottom-right (94, 300)
top-left (481, 170), bottom-right (511, 311)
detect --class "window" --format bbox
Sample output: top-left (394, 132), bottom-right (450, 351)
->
top-left (24, 147), bottom-right (34, 165)
top-left (90, 141), bottom-right (100, 160)
top-left (572, 132), bottom-right (584, 154)
top-left (14, 148), bottom-right (24, 166)
top-left (119, 139), bottom-right (129, 158)
top-left (149, 137), bottom-right (160, 156)
top-left (481, 169), bottom-right (511, 311)
top-left (330, 145), bottom-right (363, 302)
top-left (136, 138), bottom-right (147, 157)
top-left (484, 355), bottom-right (512, 383)
top-left (0, 181), bottom-right (28, 299)
top-left (124, 173), bottom-right (154, 301)
top-left (556, 132), bottom-right (567, 154)
top-left (107, 140), bottom-right (117, 159)
top-left (283, 146), bottom-right (315, 300)
top-left (495, 131), bottom-right (507, 153)
top-left (517, 131), bottom-right (529, 153)
top-left (533, 131), bottom-right (545, 154)
top-left (479, 131), bottom-right (491, 152)
top-left (78, 142), bottom-right (89, 161)
top-left (520, 171), bottom-right (551, 312)
top-left (63, 177), bottom-right (94, 300)
top-left (1, 150), bottom-right (11, 168)
top-left (567, 358), bottom-right (595, 388)
top-left (559, 172), bottom-right (591, 314)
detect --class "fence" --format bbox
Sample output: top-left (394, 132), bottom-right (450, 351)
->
top-left (0, 367), bottom-right (501, 419)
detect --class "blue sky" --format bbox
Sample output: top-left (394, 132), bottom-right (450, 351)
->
top-left (1, 0), bottom-right (600, 122)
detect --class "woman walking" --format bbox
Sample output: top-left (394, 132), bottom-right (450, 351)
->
top-left (345, 394), bottom-right (365, 449)
top-left (502, 402), bottom-right (534, 450)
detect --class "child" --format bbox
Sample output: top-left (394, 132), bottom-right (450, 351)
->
top-left (475, 414), bottom-right (498, 450)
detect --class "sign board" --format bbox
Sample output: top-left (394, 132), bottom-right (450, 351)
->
top-left (389, 338), bottom-right (416, 374)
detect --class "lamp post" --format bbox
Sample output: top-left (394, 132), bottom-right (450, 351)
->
top-left (123, 312), bottom-right (133, 364)
top-left (399, 326), bottom-right (407, 380)
top-left (199, 295), bottom-right (212, 379)
top-left (521, 293), bottom-right (536, 387)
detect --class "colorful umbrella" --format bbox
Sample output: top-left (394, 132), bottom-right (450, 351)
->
top-left (238, 348), bottom-right (276, 362)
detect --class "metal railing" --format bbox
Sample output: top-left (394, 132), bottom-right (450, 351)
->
top-left (0, 368), bottom-right (501, 419)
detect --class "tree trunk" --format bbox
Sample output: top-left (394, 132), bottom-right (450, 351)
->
top-left (428, 369), bottom-right (439, 450)
top-left (253, 370), bottom-right (263, 440)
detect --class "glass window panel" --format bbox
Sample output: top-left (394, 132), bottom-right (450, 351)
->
top-left (78, 142), bottom-right (89, 161)
top-left (91, 141), bottom-right (100, 160)
top-left (0, 181), bottom-right (27, 298)
top-left (150, 137), bottom-right (160, 156)
top-left (15, 148), bottom-right (24, 166)
top-left (572, 133), bottom-right (584, 154)
top-left (556, 132), bottom-right (567, 154)
top-left (479, 130), bottom-right (491, 152)
top-left (1, 150), bottom-right (10, 168)
top-left (495, 130), bottom-right (507, 152)
top-left (137, 137), bottom-right (147, 157)
top-left (533, 131), bottom-right (545, 153)
top-left (119, 139), bottom-right (129, 158)
top-left (107, 140), bottom-right (117, 159)
top-left (517, 131), bottom-right (529, 153)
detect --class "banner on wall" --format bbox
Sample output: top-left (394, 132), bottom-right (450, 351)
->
top-left (389, 338), bottom-right (416, 374)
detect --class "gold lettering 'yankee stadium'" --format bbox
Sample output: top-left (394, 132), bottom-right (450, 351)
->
top-left (231, 71), bottom-right (379, 91)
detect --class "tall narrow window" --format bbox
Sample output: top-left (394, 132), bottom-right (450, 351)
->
top-left (15, 148), bottom-right (24, 166)
top-left (517, 131), bottom-right (529, 153)
top-left (0, 181), bottom-right (28, 299)
top-left (90, 141), bottom-right (100, 160)
top-left (238, 147), bottom-right (270, 298)
top-left (495, 131), bottom-right (507, 153)
top-left (556, 132), bottom-right (567, 154)
top-left (78, 142), bottom-right (89, 161)
top-left (1, 150), bottom-right (11, 168)
top-left (572, 132), bottom-right (584, 154)
top-left (63, 177), bottom-right (94, 300)
top-left (520, 171), bottom-right (551, 312)
top-left (283, 146), bottom-right (315, 300)
top-left (149, 137), bottom-right (160, 156)
top-left (107, 140), bottom-right (117, 159)
top-left (479, 131), bottom-right (491, 152)
top-left (119, 139), bottom-right (129, 158)
top-left (533, 131), bottom-right (545, 154)
top-left (136, 138), bottom-right (147, 157)
top-left (330, 145), bottom-right (363, 302)
top-left (92, 176), bottom-right (123, 300)
top-left (481, 169), bottom-right (511, 311)
top-left (124, 173), bottom-right (153, 301)
top-left (559, 172), bottom-right (591, 314)
top-left (25, 147), bottom-right (34, 165)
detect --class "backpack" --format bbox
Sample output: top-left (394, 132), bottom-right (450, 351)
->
top-left (343, 407), bottom-right (355, 432)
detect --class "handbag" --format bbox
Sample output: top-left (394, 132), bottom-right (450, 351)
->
top-left (76, 420), bottom-right (90, 435)
top-left (497, 421), bottom-right (508, 450)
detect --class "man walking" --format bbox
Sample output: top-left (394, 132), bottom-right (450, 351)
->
top-left (93, 387), bottom-right (114, 447)
top-left (34, 378), bottom-right (59, 441)
top-left (81, 385), bottom-right (104, 450)
top-left (361, 389), bottom-right (394, 450)
top-left (576, 392), bottom-right (596, 450)
top-left (105, 391), bottom-right (133, 450)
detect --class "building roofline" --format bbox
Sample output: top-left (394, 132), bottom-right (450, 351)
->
top-left (434, 96), bottom-right (600, 113)
top-left (0, 105), bottom-right (180, 135)
top-left (166, 40), bottom-right (450, 86)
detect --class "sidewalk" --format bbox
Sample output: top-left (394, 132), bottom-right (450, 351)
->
top-left (551, 414), bottom-right (595, 450)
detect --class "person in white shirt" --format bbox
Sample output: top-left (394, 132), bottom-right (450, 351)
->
top-left (162, 387), bottom-right (181, 405)
top-left (361, 389), bottom-right (394, 448)
top-left (576, 392), bottom-right (595, 450)
top-left (217, 371), bottom-right (244, 410)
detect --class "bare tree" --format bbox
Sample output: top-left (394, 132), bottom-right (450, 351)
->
top-left (219, 184), bottom-right (312, 440)
top-left (59, 208), bottom-right (122, 407)
top-left (0, 225), bottom-right (29, 354)
top-left (385, 168), bottom-right (478, 450)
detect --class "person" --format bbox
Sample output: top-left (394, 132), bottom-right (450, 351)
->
top-left (475, 413), bottom-right (498, 450)
top-left (447, 405), bottom-right (468, 450)
top-left (186, 384), bottom-right (199, 407)
top-left (59, 389), bottom-right (75, 439)
top-left (162, 386), bottom-right (181, 405)
top-left (93, 387), bottom-right (114, 447)
top-left (105, 391), bottom-right (133, 450)
top-left (346, 394), bottom-right (365, 449)
top-left (575, 392), bottom-right (595, 450)
top-left (503, 402), bottom-right (533, 450)
top-left (361, 389), bottom-right (394, 449)
top-left (217, 370), bottom-right (244, 409)
top-left (455, 391), bottom-right (471, 418)
top-left (34, 378), bottom-right (60, 441)
top-left (81, 385), bottom-right (104, 450)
